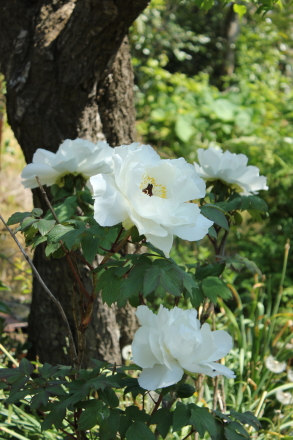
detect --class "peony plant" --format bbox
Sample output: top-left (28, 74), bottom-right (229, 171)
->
top-left (21, 138), bottom-right (114, 188)
top-left (194, 145), bottom-right (268, 195)
top-left (132, 305), bottom-right (235, 390)
top-left (90, 143), bottom-right (213, 256)
top-left (0, 139), bottom-right (267, 440)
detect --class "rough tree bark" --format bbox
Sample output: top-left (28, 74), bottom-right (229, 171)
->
top-left (0, 0), bottom-right (149, 366)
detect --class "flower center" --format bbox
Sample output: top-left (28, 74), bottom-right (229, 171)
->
top-left (140, 174), bottom-right (167, 198)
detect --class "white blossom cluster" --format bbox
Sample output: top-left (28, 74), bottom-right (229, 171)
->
top-left (21, 139), bottom-right (269, 391)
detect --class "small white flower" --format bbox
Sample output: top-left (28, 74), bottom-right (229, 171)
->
top-left (132, 305), bottom-right (235, 391)
top-left (265, 355), bottom-right (286, 373)
top-left (276, 389), bottom-right (293, 405)
top-left (21, 138), bottom-right (114, 188)
top-left (122, 345), bottom-right (133, 361)
top-left (90, 143), bottom-right (213, 257)
top-left (194, 146), bottom-right (268, 196)
top-left (287, 369), bottom-right (293, 382)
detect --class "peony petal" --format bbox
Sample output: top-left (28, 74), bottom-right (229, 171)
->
top-left (136, 305), bottom-right (157, 328)
top-left (132, 327), bottom-right (160, 368)
top-left (91, 174), bottom-right (129, 226)
top-left (21, 163), bottom-right (60, 188)
top-left (145, 232), bottom-right (173, 257)
top-left (138, 362), bottom-right (184, 390)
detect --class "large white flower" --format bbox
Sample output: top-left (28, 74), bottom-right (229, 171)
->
top-left (21, 138), bottom-right (114, 188)
top-left (90, 143), bottom-right (212, 257)
top-left (132, 305), bottom-right (235, 391)
top-left (193, 146), bottom-right (268, 196)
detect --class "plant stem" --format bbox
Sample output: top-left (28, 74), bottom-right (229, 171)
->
top-left (182, 429), bottom-right (196, 440)
top-left (0, 214), bottom-right (78, 367)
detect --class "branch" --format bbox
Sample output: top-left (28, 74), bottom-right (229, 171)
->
top-left (0, 213), bottom-right (78, 367)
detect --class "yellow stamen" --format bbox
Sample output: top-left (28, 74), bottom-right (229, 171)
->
top-left (140, 174), bottom-right (167, 199)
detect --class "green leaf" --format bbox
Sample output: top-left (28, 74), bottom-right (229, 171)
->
top-left (175, 114), bottom-right (195, 142)
top-left (126, 421), bottom-right (156, 440)
top-left (240, 195), bottom-right (268, 212)
top-left (19, 358), bottom-right (34, 376)
top-left (150, 408), bottom-right (172, 438)
top-left (32, 208), bottom-right (43, 216)
top-left (20, 216), bottom-right (39, 231)
top-left (47, 224), bottom-right (75, 243)
top-left (172, 402), bottom-right (191, 432)
top-left (99, 408), bottom-right (121, 439)
top-left (144, 265), bottom-right (161, 296)
top-left (31, 234), bottom-right (47, 249)
top-left (200, 205), bottom-right (228, 230)
top-left (37, 219), bottom-right (56, 236)
top-left (224, 421), bottom-right (250, 440)
top-left (6, 389), bottom-right (30, 403)
top-left (202, 277), bottom-right (232, 303)
top-left (190, 287), bottom-right (205, 308)
top-left (10, 375), bottom-right (30, 396)
top-left (45, 242), bottom-right (62, 257)
top-left (96, 267), bottom-right (123, 306)
top-left (98, 387), bottom-right (119, 408)
top-left (189, 404), bottom-right (218, 438)
top-left (208, 226), bottom-right (217, 238)
top-left (229, 409), bottom-right (261, 431)
top-left (30, 390), bottom-right (50, 410)
top-left (125, 406), bottom-right (150, 423)
top-left (119, 415), bottom-right (132, 438)
top-left (45, 200), bottom-right (76, 222)
top-left (210, 99), bottom-right (237, 122)
top-left (160, 268), bottom-right (182, 296)
top-left (61, 224), bottom-right (86, 249)
top-left (195, 263), bottom-right (225, 281)
top-left (175, 383), bottom-right (195, 399)
top-left (225, 254), bottom-right (262, 276)
top-left (78, 401), bottom-right (110, 430)
top-left (7, 212), bottom-right (32, 226)
top-left (81, 236), bottom-right (100, 263)
top-left (41, 407), bottom-right (66, 431)
top-left (121, 257), bottom-right (152, 299)
top-left (39, 363), bottom-right (59, 379)
top-left (233, 4), bottom-right (247, 19)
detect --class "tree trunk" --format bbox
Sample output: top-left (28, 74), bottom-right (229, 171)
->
top-left (0, 0), bottom-right (148, 366)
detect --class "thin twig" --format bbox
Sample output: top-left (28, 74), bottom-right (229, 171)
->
top-left (182, 429), bottom-right (196, 440)
top-left (0, 214), bottom-right (78, 366)
top-left (36, 176), bottom-right (59, 223)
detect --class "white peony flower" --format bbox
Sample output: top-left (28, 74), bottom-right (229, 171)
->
top-left (287, 369), bottom-right (293, 382)
top-left (90, 143), bottom-right (213, 257)
top-left (265, 355), bottom-right (286, 373)
top-left (193, 146), bottom-right (268, 196)
top-left (132, 305), bottom-right (235, 391)
top-left (21, 138), bottom-right (114, 188)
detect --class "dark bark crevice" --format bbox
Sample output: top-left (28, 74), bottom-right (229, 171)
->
top-left (0, 0), bottom-right (146, 365)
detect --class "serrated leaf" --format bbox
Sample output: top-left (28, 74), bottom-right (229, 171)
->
top-left (229, 409), bottom-right (261, 431)
top-left (144, 265), bottom-right (161, 296)
top-left (125, 406), bottom-right (150, 423)
top-left (196, 263), bottom-right (226, 281)
top-left (47, 224), bottom-right (75, 243)
top-left (20, 216), bottom-right (39, 231)
top-left (98, 387), bottom-right (119, 408)
top-left (31, 234), bottom-right (47, 249)
top-left (224, 421), bottom-right (250, 440)
top-left (121, 257), bottom-right (152, 299)
top-left (126, 421), bottom-right (156, 440)
top-left (172, 402), bottom-right (191, 432)
top-left (30, 390), bottom-right (50, 409)
top-left (99, 408), bottom-right (121, 439)
top-left (19, 358), bottom-right (34, 376)
top-left (190, 404), bottom-right (218, 438)
top-left (240, 195), bottom-right (268, 212)
top-left (160, 268), bottom-right (182, 296)
top-left (190, 287), bottom-right (205, 308)
top-left (38, 219), bottom-right (56, 235)
top-left (202, 277), bottom-right (232, 303)
top-left (32, 208), bottom-right (43, 216)
top-left (41, 407), bottom-right (66, 431)
top-left (81, 236), bottom-right (100, 263)
top-left (45, 242), bottom-right (62, 257)
top-left (61, 225), bottom-right (86, 249)
top-left (78, 401), bottom-right (110, 430)
top-left (39, 363), bottom-right (59, 379)
top-left (201, 205), bottom-right (228, 230)
top-left (10, 375), bottom-right (29, 396)
top-left (6, 212), bottom-right (32, 226)
top-left (150, 408), bottom-right (172, 438)
top-left (96, 267), bottom-right (123, 306)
